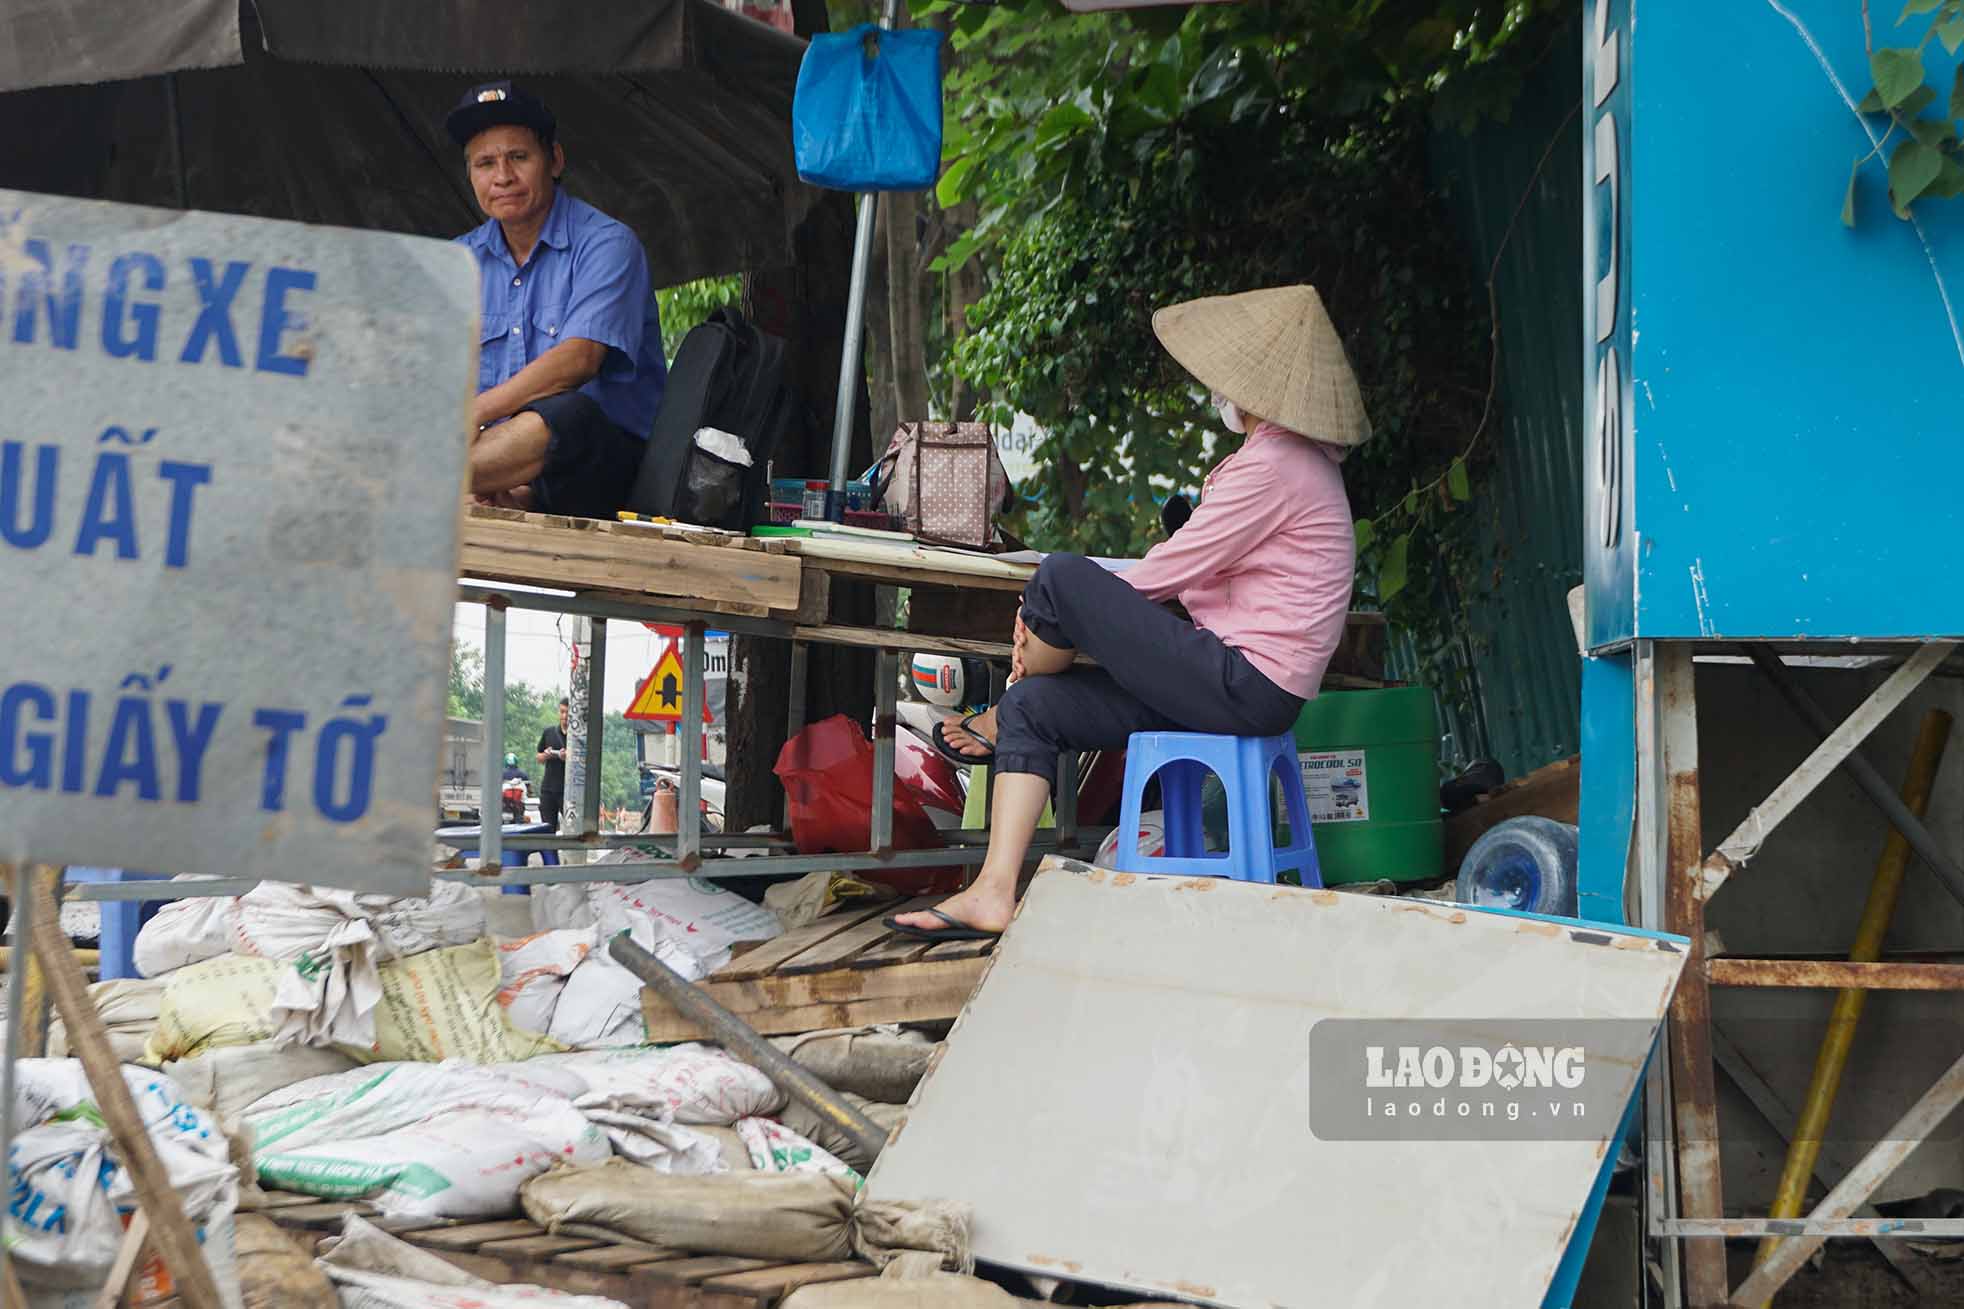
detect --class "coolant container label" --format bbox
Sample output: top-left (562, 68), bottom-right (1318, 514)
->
top-left (1301, 750), bottom-right (1369, 824)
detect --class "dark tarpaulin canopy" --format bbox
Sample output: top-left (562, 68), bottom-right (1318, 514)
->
top-left (0, 0), bottom-right (820, 286)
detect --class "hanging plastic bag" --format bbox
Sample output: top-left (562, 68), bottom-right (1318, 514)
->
top-left (774, 715), bottom-right (960, 893)
top-left (793, 24), bottom-right (945, 191)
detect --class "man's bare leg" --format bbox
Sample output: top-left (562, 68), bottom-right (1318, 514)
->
top-left (471, 411), bottom-right (552, 498)
top-left (894, 771), bottom-right (1049, 934)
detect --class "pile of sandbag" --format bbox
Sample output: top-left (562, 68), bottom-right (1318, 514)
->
top-left (239, 1043), bottom-right (818, 1217)
top-left (523, 865), bottom-right (783, 1046)
top-left (132, 878), bottom-right (487, 1049)
top-left (6, 1060), bottom-right (241, 1308)
top-left (143, 939), bottom-right (557, 1067)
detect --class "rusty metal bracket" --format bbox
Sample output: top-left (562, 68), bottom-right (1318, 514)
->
top-left (1699, 641), bottom-right (1956, 898)
top-left (1741, 643), bottom-right (1964, 911)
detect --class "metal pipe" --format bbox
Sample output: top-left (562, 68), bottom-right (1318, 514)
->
top-left (581, 616), bottom-right (608, 836)
top-left (827, 193), bottom-right (880, 508)
top-left (679, 623), bottom-right (705, 866)
top-left (480, 602), bottom-right (507, 870)
top-left (1752, 708), bottom-right (1951, 1297)
top-left (608, 933), bottom-right (890, 1163)
top-left (1743, 644), bottom-right (1964, 909)
top-left (870, 650), bottom-right (896, 856)
top-left (785, 640), bottom-right (809, 831)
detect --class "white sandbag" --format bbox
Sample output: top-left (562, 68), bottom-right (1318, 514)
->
top-left (164, 1044), bottom-right (363, 1122)
top-left (527, 1044), bottom-right (785, 1125)
top-left (225, 880), bottom-right (487, 1048)
top-left (735, 1116), bottom-right (858, 1181)
top-left (229, 880), bottom-right (487, 963)
top-left (522, 1161), bottom-right (855, 1262)
top-left (5, 1062), bottom-right (240, 1306)
top-left (585, 865), bottom-right (781, 978)
top-left (320, 1214), bottom-right (627, 1309)
top-left (529, 883), bottom-right (597, 933)
top-left (480, 1055), bottom-right (728, 1174)
top-left (546, 954), bottom-right (651, 1047)
top-left (580, 1110), bottom-right (724, 1174)
top-left (497, 928), bottom-right (599, 1036)
top-left (45, 977), bottom-right (166, 1064)
top-left (133, 881), bottom-right (237, 976)
top-left (248, 1063), bottom-right (608, 1218)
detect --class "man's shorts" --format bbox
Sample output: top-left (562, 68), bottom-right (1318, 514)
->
top-left (521, 392), bottom-right (647, 520)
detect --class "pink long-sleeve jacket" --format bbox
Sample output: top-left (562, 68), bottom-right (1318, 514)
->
top-left (1119, 421), bottom-right (1355, 699)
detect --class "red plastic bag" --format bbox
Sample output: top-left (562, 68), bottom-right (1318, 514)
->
top-left (774, 714), bottom-right (961, 893)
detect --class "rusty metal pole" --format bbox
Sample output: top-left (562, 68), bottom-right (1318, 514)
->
top-left (607, 933), bottom-right (891, 1162)
top-left (1656, 646), bottom-right (1728, 1307)
top-left (1751, 708), bottom-right (1953, 1298)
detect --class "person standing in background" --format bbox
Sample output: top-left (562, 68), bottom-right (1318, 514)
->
top-left (537, 697), bottom-right (570, 830)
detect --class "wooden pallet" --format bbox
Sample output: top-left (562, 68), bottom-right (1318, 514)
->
top-left (640, 898), bottom-right (996, 1043)
top-left (250, 1191), bottom-right (875, 1308)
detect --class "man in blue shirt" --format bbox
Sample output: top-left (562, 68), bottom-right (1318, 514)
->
top-left (449, 83), bottom-right (668, 518)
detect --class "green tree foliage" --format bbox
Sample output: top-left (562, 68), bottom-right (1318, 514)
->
top-left (1845, 0), bottom-right (1964, 224)
top-left (447, 644), bottom-right (644, 813)
top-left (929, 0), bottom-right (1565, 696)
top-left (657, 274), bottom-right (744, 360)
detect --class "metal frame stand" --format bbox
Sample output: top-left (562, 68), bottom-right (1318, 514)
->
top-left (1637, 639), bottom-right (1964, 1308)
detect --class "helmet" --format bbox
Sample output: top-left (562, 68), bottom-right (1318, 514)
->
top-left (504, 752), bottom-right (518, 767)
top-left (909, 654), bottom-right (965, 708)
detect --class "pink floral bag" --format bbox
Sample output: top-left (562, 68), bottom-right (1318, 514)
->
top-left (872, 421), bottom-right (1011, 548)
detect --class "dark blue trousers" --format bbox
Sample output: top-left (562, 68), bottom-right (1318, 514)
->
top-left (994, 554), bottom-right (1303, 786)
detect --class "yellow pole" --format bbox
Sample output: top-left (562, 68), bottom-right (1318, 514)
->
top-left (1751, 707), bottom-right (1953, 1294)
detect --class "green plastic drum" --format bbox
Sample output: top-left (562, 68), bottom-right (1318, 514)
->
top-left (1293, 687), bottom-right (1443, 885)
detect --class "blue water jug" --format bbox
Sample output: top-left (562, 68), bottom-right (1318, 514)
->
top-left (793, 25), bottom-right (945, 191)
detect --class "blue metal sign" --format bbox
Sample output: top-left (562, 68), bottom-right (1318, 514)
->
top-left (1584, 0), bottom-right (1964, 649)
top-left (0, 192), bottom-right (477, 893)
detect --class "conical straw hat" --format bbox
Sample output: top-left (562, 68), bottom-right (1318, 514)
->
top-left (1152, 285), bottom-right (1371, 447)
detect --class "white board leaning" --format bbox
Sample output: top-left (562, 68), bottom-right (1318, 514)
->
top-left (0, 190), bottom-right (477, 894)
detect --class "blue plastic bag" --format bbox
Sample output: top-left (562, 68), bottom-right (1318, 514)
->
top-left (793, 24), bottom-right (945, 192)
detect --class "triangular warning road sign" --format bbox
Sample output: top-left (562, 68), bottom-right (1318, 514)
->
top-left (625, 644), bottom-right (715, 723)
top-left (626, 645), bottom-right (688, 722)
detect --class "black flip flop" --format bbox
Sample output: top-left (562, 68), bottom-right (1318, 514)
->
top-left (883, 906), bottom-right (1001, 942)
top-left (929, 713), bottom-right (996, 768)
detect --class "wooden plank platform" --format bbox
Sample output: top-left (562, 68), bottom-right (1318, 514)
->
top-left (250, 1194), bottom-right (878, 1308)
top-left (461, 508), bottom-right (803, 614)
top-left (641, 905), bottom-right (997, 1043)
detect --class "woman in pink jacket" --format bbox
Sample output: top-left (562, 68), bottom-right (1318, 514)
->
top-left (890, 285), bottom-right (1368, 941)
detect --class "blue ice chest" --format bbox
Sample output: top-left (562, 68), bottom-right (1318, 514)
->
top-left (1583, 1), bottom-right (1964, 651)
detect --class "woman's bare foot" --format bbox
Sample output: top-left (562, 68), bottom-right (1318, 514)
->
top-left (892, 880), bottom-right (1016, 935)
top-left (938, 707), bottom-right (998, 760)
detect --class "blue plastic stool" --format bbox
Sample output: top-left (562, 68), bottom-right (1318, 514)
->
top-left (1113, 733), bottom-right (1321, 886)
top-left (63, 868), bottom-right (174, 980)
